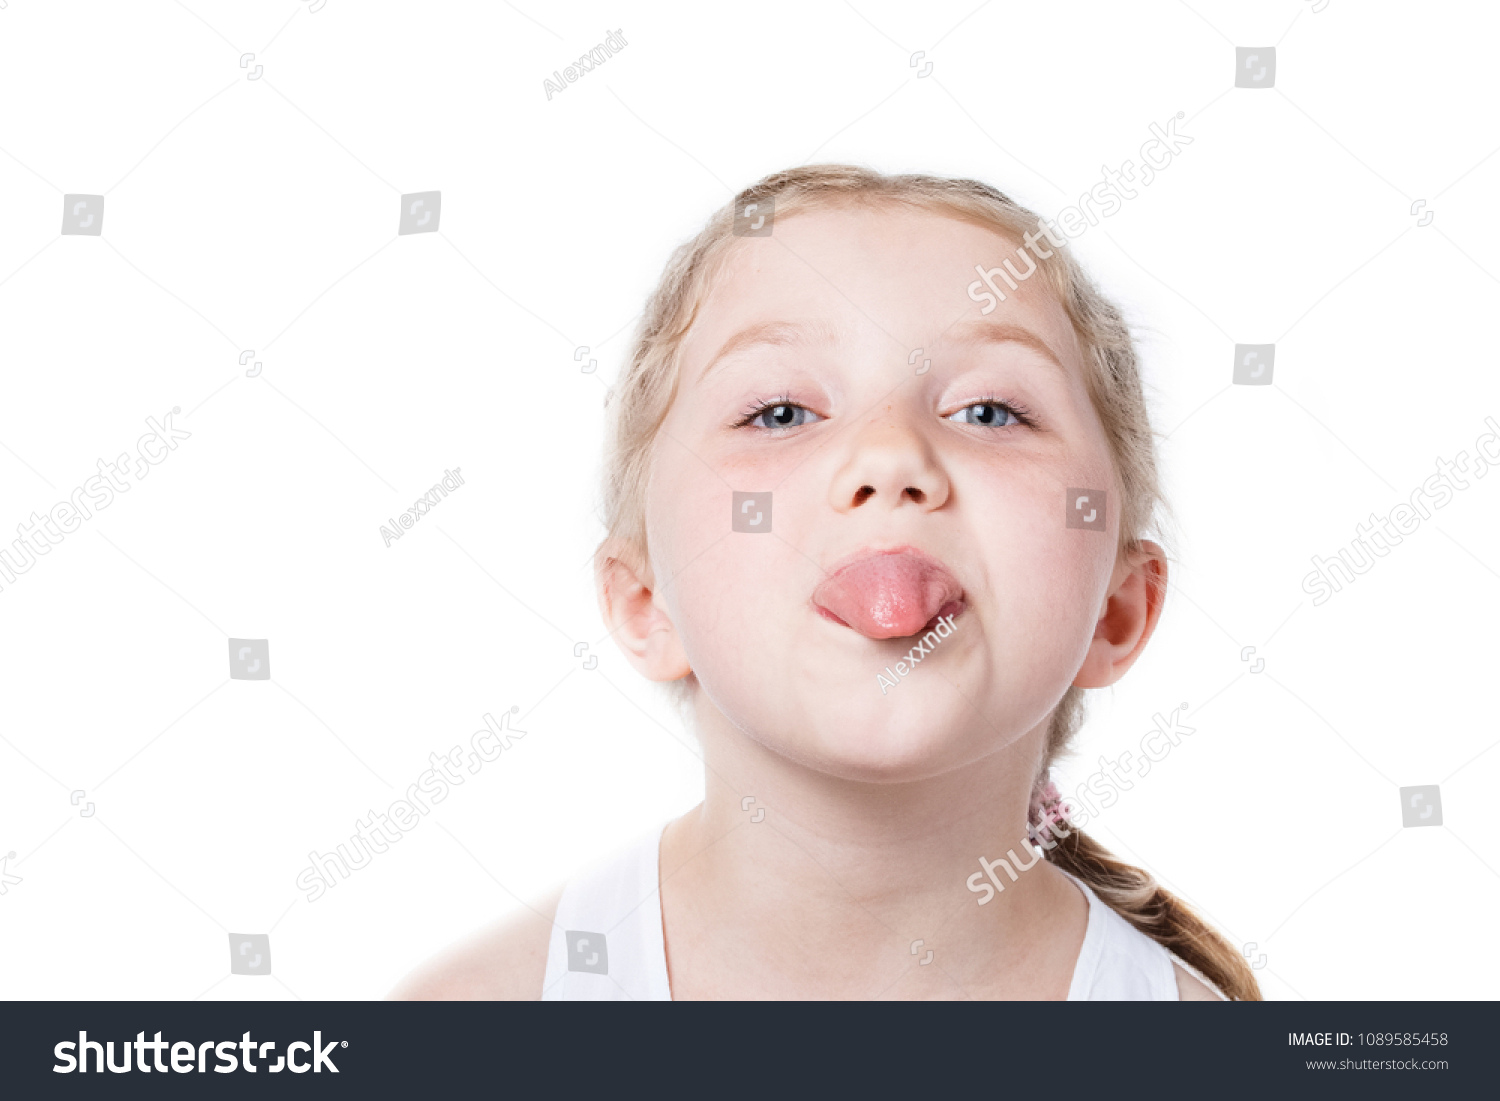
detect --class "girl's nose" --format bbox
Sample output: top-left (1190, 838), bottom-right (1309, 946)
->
top-left (828, 415), bottom-right (950, 514)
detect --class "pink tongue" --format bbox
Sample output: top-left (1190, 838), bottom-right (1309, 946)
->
top-left (813, 553), bottom-right (957, 640)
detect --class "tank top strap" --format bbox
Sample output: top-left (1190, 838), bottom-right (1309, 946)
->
top-left (541, 821), bottom-right (672, 1001)
top-left (1059, 869), bottom-right (1180, 1001)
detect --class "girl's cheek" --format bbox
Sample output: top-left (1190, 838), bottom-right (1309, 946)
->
top-left (970, 468), bottom-right (1114, 613)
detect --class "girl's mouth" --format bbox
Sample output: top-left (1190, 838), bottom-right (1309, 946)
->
top-left (810, 547), bottom-right (965, 640)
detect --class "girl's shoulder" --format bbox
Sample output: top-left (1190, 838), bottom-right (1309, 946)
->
top-left (386, 883), bottom-right (562, 1001)
top-left (1173, 961), bottom-right (1226, 1001)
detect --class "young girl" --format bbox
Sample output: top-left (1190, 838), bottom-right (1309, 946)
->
top-left (393, 165), bottom-right (1261, 1001)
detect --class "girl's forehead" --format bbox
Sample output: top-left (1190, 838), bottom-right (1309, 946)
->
top-left (720, 202), bottom-right (1006, 273)
top-left (683, 204), bottom-right (1081, 373)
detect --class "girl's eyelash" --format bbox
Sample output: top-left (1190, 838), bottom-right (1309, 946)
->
top-left (960, 393), bottom-right (1035, 427)
top-left (731, 394), bottom-right (803, 428)
top-left (730, 393), bottom-right (1036, 429)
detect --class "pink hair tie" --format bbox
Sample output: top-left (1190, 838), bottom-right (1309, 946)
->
top-left (1027, 778), bottom-right (1073, 848)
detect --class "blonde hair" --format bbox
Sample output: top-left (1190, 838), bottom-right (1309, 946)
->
top-left (595, 164), bottom-right (1261, 1001)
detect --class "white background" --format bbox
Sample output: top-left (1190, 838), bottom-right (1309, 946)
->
top-left (1, 0), bottom-right (1496, 1001)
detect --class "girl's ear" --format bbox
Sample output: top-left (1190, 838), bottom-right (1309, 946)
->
top-left (1072, 540), bottom-right (1168, 689)
top-left (596, 541), bottom-right (694, 683)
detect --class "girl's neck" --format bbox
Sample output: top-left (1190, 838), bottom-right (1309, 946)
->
top-left (657, 711), bottom-right (1090, 999)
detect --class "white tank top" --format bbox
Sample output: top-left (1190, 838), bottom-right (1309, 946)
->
top-left (542, 820), bottom-right (1180, 1000)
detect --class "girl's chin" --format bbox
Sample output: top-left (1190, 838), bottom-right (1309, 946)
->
top-left (744, 723), bottom-right (1009, 783)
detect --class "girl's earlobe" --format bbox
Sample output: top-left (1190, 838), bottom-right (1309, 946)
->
top-left (597, 549), bottom-right (694, 682)
top-left (1072, 541), bottom-right (1168, 690)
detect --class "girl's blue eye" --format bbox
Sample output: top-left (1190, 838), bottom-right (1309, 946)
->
top-left (949, 402), bottom-right (1020, 427)
top-left (750, 403), bottom-right (821, 429)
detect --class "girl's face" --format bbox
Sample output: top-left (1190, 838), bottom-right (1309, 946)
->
top-left (641, 203), bottom-right (1125, 781)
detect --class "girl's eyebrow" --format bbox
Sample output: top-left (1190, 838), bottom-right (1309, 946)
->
top-left (697, 319), bottom-right (1068, 384)
top-left (697, 319), bottom-right (842, 383)
top-left (944, 321), bottom-right (1069, 376)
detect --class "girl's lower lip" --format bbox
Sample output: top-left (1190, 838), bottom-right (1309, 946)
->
top-left (923, 600), bottom-right (965, 634)
top-left (816, 599), bottom-right (966, 638)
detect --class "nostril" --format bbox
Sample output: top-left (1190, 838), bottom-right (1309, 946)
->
top-left (905, 487), bottom-right (925, 503)
top-left (853, 486), bottom-right (875, 505)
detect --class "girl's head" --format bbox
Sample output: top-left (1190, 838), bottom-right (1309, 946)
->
top-left (594, 164), bottom-right (1259, 1000)
top-left (598, 164), bottom-right (1162, 775)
